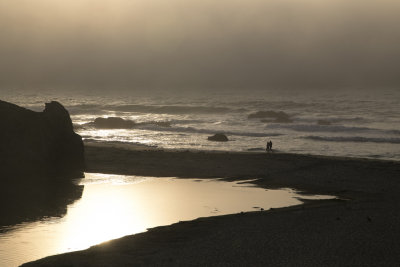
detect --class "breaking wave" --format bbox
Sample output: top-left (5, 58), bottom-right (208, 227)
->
top-left (81, 117), bottom-right (172, 129)
top-left (304, 136), bottom-right (400, 144)
top-left (319, 117), bottom-right (366, 123)
top-left (137, 124), bottom-right (282, 138)
top-left (266, 123), bottom-right (398, 135)
top-left (64, 103), bottom-right (251, 115)
top-left (104, 104), bottom-right (241, 114)
top-left (248, 110), bottom-right (292, 123)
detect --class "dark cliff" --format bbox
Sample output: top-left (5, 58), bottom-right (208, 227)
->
top-left (0, 100), bottom-right (85, 179)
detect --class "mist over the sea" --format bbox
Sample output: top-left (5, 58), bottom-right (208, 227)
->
top-left (1, 0), bottom-right (400, 92)
top-left (1, 0), bottom-right (399, 159)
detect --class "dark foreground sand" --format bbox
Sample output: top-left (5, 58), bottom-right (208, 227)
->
top-left (22, 143), bottom-right (400, 266)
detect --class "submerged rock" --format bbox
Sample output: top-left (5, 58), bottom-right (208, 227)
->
top-left (93, 117), bottom-right (136, 129)
top-left (208, 133), bottom-right (229, 142)
top-left (0, 100), bottom-right (85, 179)
top-left (248, 111), bottom-right (292, 123)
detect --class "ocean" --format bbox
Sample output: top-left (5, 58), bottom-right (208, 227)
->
top-left (1, 89), bottom-right (399, 161)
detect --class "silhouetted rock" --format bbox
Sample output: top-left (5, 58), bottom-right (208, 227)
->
top-left (93, 117), bottom-right (136, 129)
top-left (0, 100), bottom-right (85, 179)
top-left (208, 133), bottom-right (229, 142)
top-left (248, 111), bottom-right (292, 123)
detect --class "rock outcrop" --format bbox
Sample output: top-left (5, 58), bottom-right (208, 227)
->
top-left (207, 133), bottom-right (229, 142)
top-left (0, 100), bottom-right (85, 179)
top-left (93, 117), bottom-right (136, 129)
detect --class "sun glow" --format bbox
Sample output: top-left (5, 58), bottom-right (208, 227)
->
top-left (0, 173), bottom-right (335, 266)
top-left (58, 184), bottom-right (147, 251)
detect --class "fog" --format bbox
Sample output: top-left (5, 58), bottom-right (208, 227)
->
top-left (1, 0), bottom-right (399, 91)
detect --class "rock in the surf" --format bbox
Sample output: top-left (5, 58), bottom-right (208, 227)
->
top-left (93, 117), bottom-right (136, 129)
top-left (208, 133), bottom-right (229, 142)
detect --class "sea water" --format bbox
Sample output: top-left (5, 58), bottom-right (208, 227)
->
top-left (1, 89), bottom-right (399, 160)
top-left (0, 174), bottom-right (333, 267)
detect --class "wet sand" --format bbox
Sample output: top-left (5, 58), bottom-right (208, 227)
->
top-left (22, 143), bottom-right (400, 266)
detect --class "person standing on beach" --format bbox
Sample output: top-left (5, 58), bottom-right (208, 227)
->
top-left (266, 140), bottom-right (272, 152)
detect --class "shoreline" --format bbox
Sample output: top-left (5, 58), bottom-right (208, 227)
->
top-left (22, 142), bottom-right (400, 266)
top-left (83, 142), bottom-right (398, 198)
top-left (84, 139), bottom-right (400, 161)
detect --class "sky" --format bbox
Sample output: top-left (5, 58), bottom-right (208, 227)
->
top-left (0, 0), bottom-right (399, 92)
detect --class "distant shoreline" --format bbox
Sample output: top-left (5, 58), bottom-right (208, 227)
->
top-left (22, 142), bottom-right (400, 266)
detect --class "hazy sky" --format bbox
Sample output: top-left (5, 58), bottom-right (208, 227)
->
top-left (1, 0), bottom-right (399, 91)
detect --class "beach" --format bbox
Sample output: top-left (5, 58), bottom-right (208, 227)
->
top-left (21, 142), bottom-right (400, 266)
top-left (2, 0), bottom-right (400, 265)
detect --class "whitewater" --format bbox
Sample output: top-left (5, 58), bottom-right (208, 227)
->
top-left (1, 89), bottom-right (399, 161)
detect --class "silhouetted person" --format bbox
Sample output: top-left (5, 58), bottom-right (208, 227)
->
top-left (266, 140), bottom-right (272, 152)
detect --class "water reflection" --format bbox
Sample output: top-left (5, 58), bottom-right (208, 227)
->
top-left (0, 178), bottom-right (83, 232)
top-left (0, 173), bottom-right (333, 267)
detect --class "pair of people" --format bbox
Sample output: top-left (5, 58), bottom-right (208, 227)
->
top-left (266, 140), bottom-right (273, 151)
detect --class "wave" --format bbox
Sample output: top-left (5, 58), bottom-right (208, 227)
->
top-left (322, 116), bottom-right (366, 123)
top-left (68, 99), bottom-right (324, 116)
top-left (137, 124), bottom-right (282, 138)
top-left (81, 117), bottom-right (172, 129)
top-left (78, 121), bottom-right (282, 138)
top-left (66, 103), bottom-right (246, 115)
top-left (229, 100), bottom-right (319, 109)
top-left (67, 104), bottom-right (106, 115)
top-left (304, 136), bottom-right (400, 144)
top-left (170, 119), bottom-right (206, 125)
top-left (388, 129), bottom-right (400, 135)
top-left (104, 104), bottom-right (240, 114)
top-left (248, 110), bottom-right (292, 123)
top-left (78, 117), bottom-right (281, 137)
top-left (266, 123), bottom-right (399, 135)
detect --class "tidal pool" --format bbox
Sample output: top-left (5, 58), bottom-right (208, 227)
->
top-left (0, 173), bottom-right (333, 267)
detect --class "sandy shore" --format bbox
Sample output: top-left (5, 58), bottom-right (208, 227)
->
top-left (22, 143), bottom-right (400, 266)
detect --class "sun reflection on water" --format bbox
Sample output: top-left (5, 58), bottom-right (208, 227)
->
top-left (0, 174), bottom-right (334, 267)
top-left (58, 185), bottom-right (147, 252)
